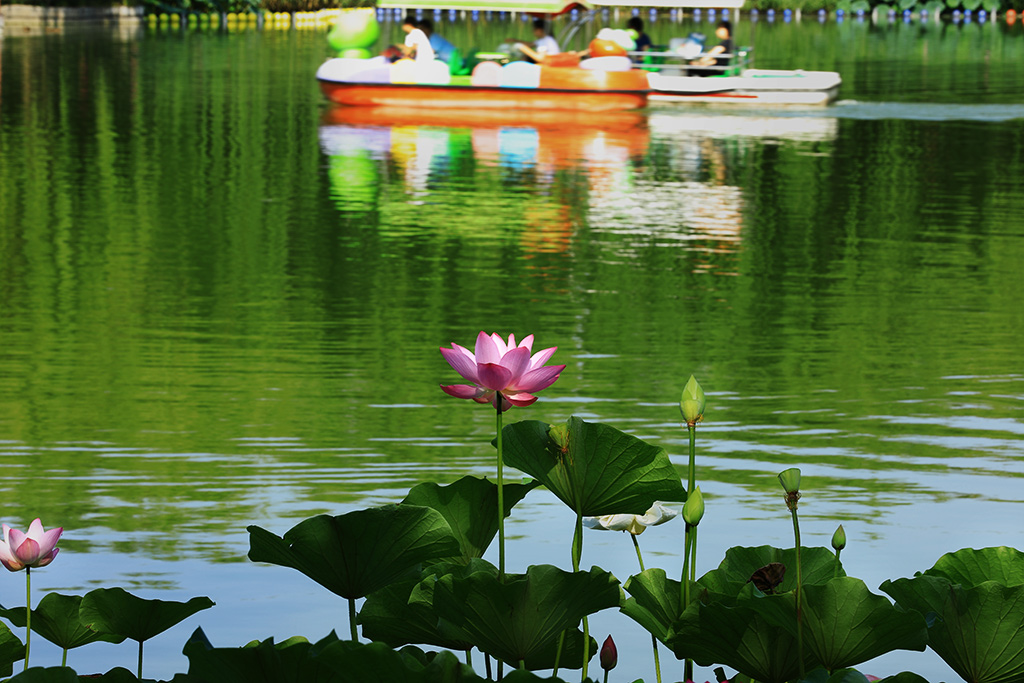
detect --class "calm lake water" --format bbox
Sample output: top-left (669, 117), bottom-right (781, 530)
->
top-left (1, 13), bottom-right (1023, 681)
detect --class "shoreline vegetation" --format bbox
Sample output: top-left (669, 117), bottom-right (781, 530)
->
top-left (0, 0), bottom-right (1018, 32)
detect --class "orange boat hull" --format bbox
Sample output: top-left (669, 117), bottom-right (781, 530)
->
top-left (318, 80), bottom-right (649, 112)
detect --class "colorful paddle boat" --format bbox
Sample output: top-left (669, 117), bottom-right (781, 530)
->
top-left (597, 0), bottom-right (842, 105)
top-left (316, 3), bottom-right (650, 112)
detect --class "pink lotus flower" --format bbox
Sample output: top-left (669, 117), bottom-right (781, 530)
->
top-left (440, 332), bottom-right (566, 412)
top-left (0, 519), bottom-right (62, 571)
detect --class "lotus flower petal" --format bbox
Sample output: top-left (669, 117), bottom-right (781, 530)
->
top-left (513, 365), bottom-right (566, 393)
top-left (475, 331), bottom-right (501, 366)
top-left (440, 332), bottom-right (563, 413)
top-left (503, 391), bottom-right (538, 407)
top-left (440, 344), bottom-right (480, 383)
top-left (477, 363), bottom-right (514, 392)
top-left (441, 384), bottom-right (484, 400)
top-left (583, 502), bottom-right (678, 536)
top-left (528, 345), bottom-right (557, 369)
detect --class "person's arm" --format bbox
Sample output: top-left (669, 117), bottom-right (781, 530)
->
top-left (515, 42), bottom-right (544, 63)
top-left (691, 44), bottom-right (725, 66)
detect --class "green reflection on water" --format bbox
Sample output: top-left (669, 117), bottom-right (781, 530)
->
top-left (0, 24), bottom-right (1022, 575)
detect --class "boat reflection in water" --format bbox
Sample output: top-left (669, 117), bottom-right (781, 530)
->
top-left (318, 106), bottom-right (651, 254)
top-left (318, 106), bottom-right (838, 268)
top-left (588, 110), bottom-right (839, 276)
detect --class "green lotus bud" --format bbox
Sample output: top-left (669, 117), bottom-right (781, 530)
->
top-left (832, 524), bottom-right (846, 551)
top-left (777, 467), bottom-right (801, 494)
top-left (683, 486), bottom-right (704, 526)
top-left (679, 375), bottom-right (706, 425)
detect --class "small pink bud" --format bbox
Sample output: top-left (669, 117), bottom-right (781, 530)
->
top-left (600, 634), bottom-right (617, 671)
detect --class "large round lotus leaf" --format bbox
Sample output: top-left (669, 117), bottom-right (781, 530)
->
top-left (402, 476), bottom-right (539, 564)
top-left (0, 621), bottom-right (23, 677)
top-left (923, 546), bottom-right (1024, 588)
top-left (247, 504), bottom-right (461, 600)
top-left (882, 573), bottom-right (1024, 683)
top-left (431, 564), bottom-right (619, 670)
top-left (0, 593), bottom-right (125, 652)
top-left (501, 416), bottom-right (686, 517)
top-left (80, 588), bottom-right (214, 643)
top-left (749, 578), bottom-right (928, 672)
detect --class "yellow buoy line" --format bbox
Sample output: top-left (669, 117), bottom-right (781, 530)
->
top-left (144, 8), bottom-right (346, 30)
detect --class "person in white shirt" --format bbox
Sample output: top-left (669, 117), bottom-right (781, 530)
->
top-left (530, 19), bottom-right (560, 56)
top-left (400, 14), bottom-right (435, 63)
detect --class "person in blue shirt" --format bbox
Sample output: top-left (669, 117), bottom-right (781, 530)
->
top-left (417, 18), bottom-right (458, 65)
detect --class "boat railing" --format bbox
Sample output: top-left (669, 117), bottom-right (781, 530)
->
top-left (626, 46), bottom-right (752, 76)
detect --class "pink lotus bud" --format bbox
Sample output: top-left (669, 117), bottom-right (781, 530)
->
top-left (600, 634), bottom-right (617, 671)
top-left (0, 519), bottom-right (62, 572)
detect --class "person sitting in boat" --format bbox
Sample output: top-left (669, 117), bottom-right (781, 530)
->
top-left (688, 20), bottom-right (733, 77)
top-left (511, 19), bottom-right (562, 63)
top-left (626, 17), bottom-right (653, 53)
top-left (417, 18), bottom-right (459, 65)
top-left (398, 14), bottom-right (436, 63)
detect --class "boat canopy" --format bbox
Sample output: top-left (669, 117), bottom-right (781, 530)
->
top-left (590, 0), bottom-right (744, 8)
top-left (376, 0), bottom-right (592, 14)
top-left (376, 0), bottom-right (744, 13)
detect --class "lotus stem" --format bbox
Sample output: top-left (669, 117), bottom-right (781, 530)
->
top-left (24, 567), bottom-right (31, 671)
top-left (632, 535), bottom-right (662, 683)
top-left (138, 640), bottom-right (144, 681)
top-left (519, 659), bottom-right (525, 670)
top-left (62, 648), bottom-right (67, 668)
top-left (553, 631), bottom-right (566, 677)
top-left (687, 424), bottom-right (696, 495)
top-left (834, 547), bottom-right (842, 579)
top-left (465, 649), bottom-right (472, 667)
top-left (631, 534), bottom-right (645, 572)
top-left (603, 671), bottom-right (609, 683)
top-left (348, 597), bottom-right (358, 641)
top-left (790, 507), bottom-right (804, 679)
top-left (570, 513), bottom-right (591, 683)
top-left (485, 653), bottom-right (492, 680)
top-left (496, 401), bottom-right (505, 580)
top-left (681, 525), bottom-right (693, 683)
top-left (690, 525), bottom-right (698, 584)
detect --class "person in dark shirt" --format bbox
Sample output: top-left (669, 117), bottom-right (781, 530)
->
top-left (626, 17), bottom-right (653, 53)
top-left (689, 20), bottom-right (733, 76)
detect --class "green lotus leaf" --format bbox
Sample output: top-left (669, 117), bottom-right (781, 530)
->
top-left (247, 504), bottom-right (462, 599)
top-left (431, 564), bottom-right (620, 669)
top-left (4, 667), bottom-right (78, 683)
top-left (79, 588), bottom-right (214, 643)
top-left (184, 627), bottom-right (343, 683)
top-left (667, 590), bottom-right (813, 683)
top-left (359, 559), bottom-right (497, 650)
top-left (0, 593), bottom-right (127, 652)
top-left (621, 569), bottom-right (682, 643)
top-left (401, 476), bottom-right (540, 564)
top-left (876, 674), bottom-right (931, 683)
top-left (923, 546), bottom-right (1024, 588)
top-left (749, 578), bottom-right (928, 672)
top-left (701, 546), bottom-right (844, 596)
top-left (881, 573), bottom-right (1024, 683)
top-left (500, 416), bottom-right (686, 517)
top-left (794, 668), bottom-right (864, 683)
top-left (0, 620), bottom-right (24, 677)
